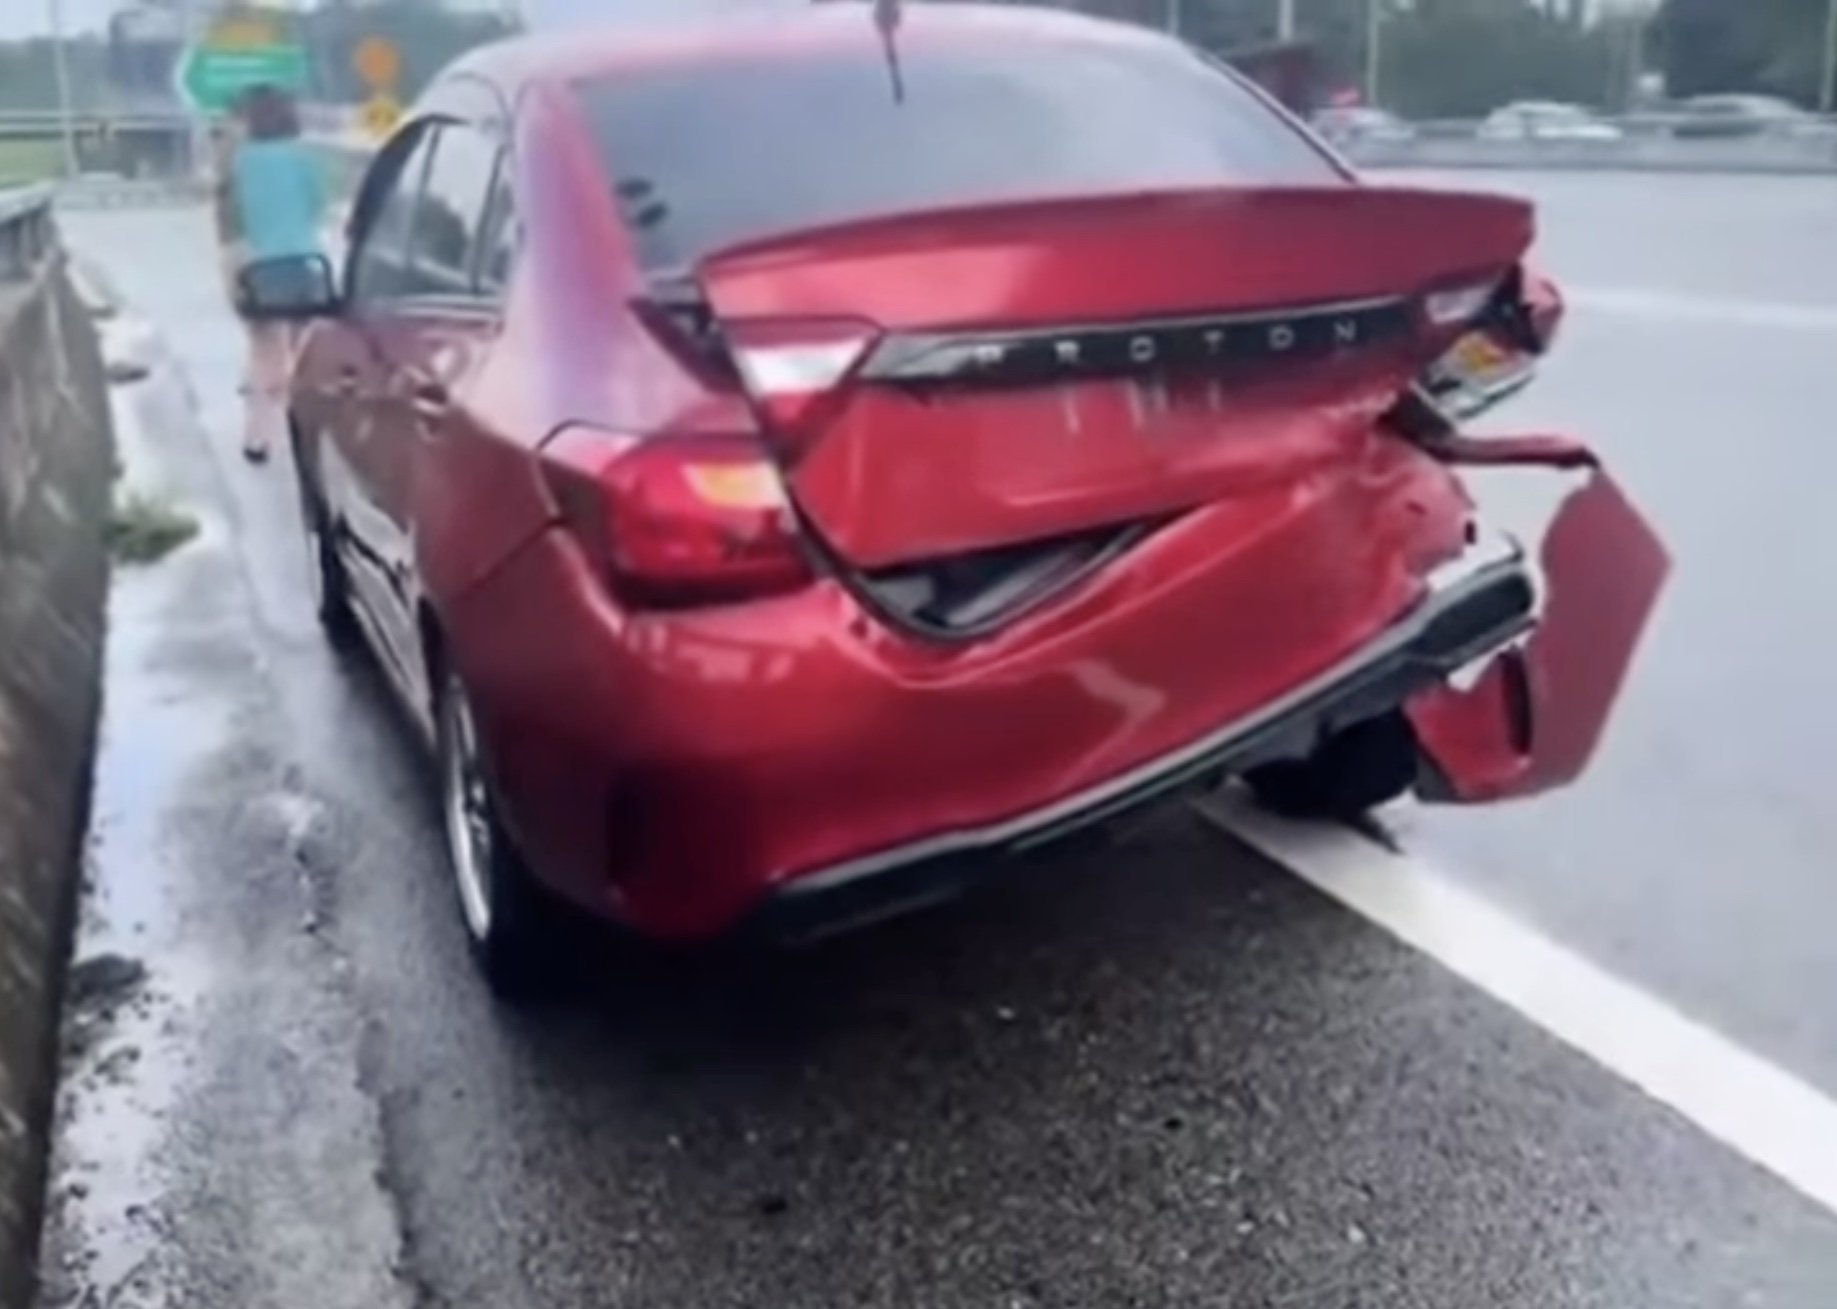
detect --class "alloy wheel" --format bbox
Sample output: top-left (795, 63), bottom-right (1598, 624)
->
top-left (441, 682), bottom-right (495, 943)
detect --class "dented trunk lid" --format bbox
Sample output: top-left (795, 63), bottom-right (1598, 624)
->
top-left (698, 185), bottom-right (1534, 569)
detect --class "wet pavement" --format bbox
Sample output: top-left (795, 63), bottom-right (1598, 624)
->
top-left (36, 283), bottom-right (410, 1309)
top-left (36, 180), bottom-right (1837, 1307)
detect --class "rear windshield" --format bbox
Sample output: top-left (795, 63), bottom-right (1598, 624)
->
top-left (573, 34), bottom-right (1340, 272)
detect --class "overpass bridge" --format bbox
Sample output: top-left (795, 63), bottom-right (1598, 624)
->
top-left (0, 102), bottom-right (363, 184)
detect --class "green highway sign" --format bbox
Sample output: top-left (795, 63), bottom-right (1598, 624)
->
top-left (176, 43), bottom-right (309, 116)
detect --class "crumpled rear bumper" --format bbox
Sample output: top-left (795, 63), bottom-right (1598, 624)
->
top-left (748, 533), bottom-right (1536, 942)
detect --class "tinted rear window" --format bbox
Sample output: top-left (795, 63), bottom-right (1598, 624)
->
top-left (574, 34), bottom-right (1338, 272)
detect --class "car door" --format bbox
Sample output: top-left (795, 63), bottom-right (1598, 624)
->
top-left (367, 115), bottom-right (510, 715)
top-left (321, 122), bottom-right (439, 684)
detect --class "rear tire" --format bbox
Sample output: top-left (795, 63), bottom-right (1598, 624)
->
top-left (436, 670), bottom-right (560, 1001)
top-left (1245, 712), bottom-right (1418, 820)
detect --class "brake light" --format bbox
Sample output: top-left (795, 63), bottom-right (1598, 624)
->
top-left (540, 427), bottom-right (811, 606)
top-left (727, 319), bottom-right (878, 454)
top-left (1521, 265), bottom-right (1565, 351)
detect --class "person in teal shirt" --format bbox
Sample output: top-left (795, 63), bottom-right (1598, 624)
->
top-left (220, 84), bottom-right (326, 463)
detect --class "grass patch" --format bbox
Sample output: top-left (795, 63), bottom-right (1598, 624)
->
top-left (107, 493), bottom-right (198, 565)
top-left (0, 138), bottom-right (63, 187)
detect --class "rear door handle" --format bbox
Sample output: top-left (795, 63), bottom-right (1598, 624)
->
top-left (410, 380), bottom-right (450, 421)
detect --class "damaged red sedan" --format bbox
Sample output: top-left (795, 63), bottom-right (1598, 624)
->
top-left (250, 5), bottom-right (1667, 994)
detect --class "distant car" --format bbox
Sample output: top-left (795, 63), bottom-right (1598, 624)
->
top-left (1310, 106), bottom-right (1414, 147)
top-left (1478, 101), bottom-right (1622, 142)
top-left (242, 5), bottom-right (1667, 997)
top-left (1673, 94), bottom-right (1834, 140)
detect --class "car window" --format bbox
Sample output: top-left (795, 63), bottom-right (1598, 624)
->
top-left (404, 122), bottom-right (502, 300)
top-left (573, 34), bottom-right (1338, 273)
top-left (476, 171), bottom-right (520, 296)
top-left (348, 128), bottom-right (437, 304)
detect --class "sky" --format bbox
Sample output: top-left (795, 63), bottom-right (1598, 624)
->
top-left (521, 0), bottom-right (806, 28)
top-left (0, 0), bottom-right (807, 41)
top-left (3, 0), bottom-right (119, 41)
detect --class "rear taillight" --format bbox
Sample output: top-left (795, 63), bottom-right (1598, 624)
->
top-left (540, 427), bottom-right (812, 607)
top-left (1521, 265), bottom-right (1564, 352)
top-left (727, 319), bottom-right (878, 456)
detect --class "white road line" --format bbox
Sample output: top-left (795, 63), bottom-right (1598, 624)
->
top-left (1193, 791), bottom-right (1837, 1217)
top-left (1568, 287), bottom-right (1837, 331)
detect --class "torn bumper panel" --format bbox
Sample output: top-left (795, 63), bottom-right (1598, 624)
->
top-left (1410, 461), bottom-right (1669, 803)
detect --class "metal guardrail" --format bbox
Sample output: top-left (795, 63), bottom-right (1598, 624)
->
top-left (0, 187), bottom-right (56, 283)
top-left (1329, 114), bottom-right (1837, 174)
top-left (0, 110), bottom-right (191, 139)
top-left (1377, 111), bottom-right (1837, 137)
top-left (0, 108), bottom-right (189, 123)
top-left (1, 104), bottom-right (353, 187)
top-left (0, 104), bottom-right (345, 133)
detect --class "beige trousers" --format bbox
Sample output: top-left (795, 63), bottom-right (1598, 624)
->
top-left (223, 243), bottom-right (299, 454)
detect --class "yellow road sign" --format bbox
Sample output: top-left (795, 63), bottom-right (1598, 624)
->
top-left (207, 17), bottom-right (280, 50)
top-left (358, 94), bottom-right (404, 141)
top-left (354, 37), bottom-right (402, 93)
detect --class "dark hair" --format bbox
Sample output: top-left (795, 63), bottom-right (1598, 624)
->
top-left (240, 84), bottom-right (300, 141)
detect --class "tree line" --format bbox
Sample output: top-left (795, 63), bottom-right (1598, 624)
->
top-left (962, 0), bottom-right (1630, 116)
top-left (982, 0), bottom-right (1832, 115)
top-left (1654, 0), bottom-right (1835, 106)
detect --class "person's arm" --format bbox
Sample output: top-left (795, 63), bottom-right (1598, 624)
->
top-left (300, 142), bottom-right (330, 242)
top-left (213, 138), bottom-right (243, 249)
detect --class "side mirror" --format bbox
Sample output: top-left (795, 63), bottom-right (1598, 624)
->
top-left (236, 254), bottom-right (340, 321)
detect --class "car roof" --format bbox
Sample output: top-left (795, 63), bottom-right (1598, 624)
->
top-left (444, 3), bottom-right (1166, 103)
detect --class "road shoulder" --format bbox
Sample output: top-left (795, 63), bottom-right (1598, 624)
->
top-left (34, 308), bottom-right (415, 1309)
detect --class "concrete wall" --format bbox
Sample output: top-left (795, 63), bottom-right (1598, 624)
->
top-left (0, 228), bottom-right (113, 1308)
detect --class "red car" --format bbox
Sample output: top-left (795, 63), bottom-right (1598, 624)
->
top-left (249, 5), bottom-right (1667, 995)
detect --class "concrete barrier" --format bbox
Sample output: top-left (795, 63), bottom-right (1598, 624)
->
top-left (0, 190), bottom-right (114, 1309)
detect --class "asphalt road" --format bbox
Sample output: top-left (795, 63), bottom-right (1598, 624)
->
top-left (36, 176), bottom-right (1837, 1309)
top-left (1388, 170), bottom-right (1837, 1096)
